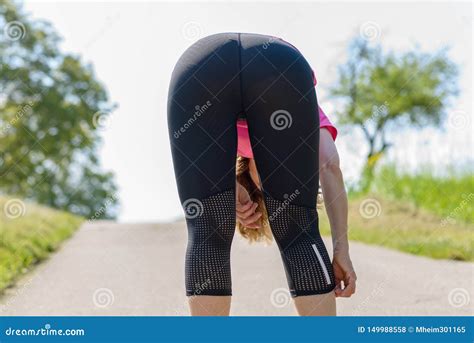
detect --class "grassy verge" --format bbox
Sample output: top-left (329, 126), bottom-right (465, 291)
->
top-left (0, 197), bottom-right (83, 292)
top-left (319, 194), bottom-right (473, 261)
top-left (373, 165), bottom-right (474, 223)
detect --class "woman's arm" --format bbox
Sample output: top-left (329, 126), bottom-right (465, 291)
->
top-left (319, 128), bottom-right (356, 297)
top-left (319, 129), bottom-right (349, 253)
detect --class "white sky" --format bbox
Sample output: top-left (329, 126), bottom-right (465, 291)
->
top-left (23, 0), bottom-right (473, 222)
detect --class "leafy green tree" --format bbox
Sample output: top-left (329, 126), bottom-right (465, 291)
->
top-left (330, 37), bottom-right (458, 192)
top-left (0, 0), bottom-right (118, 218)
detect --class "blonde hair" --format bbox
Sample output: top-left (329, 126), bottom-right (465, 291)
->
top-left (235, 155), bottom-right (324, 244)
top-left (235, 156), bottom-right (273, 244)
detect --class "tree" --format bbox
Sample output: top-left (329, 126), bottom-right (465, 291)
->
top-left (330, 37), bottom-right (458, 192)
top-left (0, 0), bottom-right (118, 218)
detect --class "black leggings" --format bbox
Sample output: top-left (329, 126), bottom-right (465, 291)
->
top-left (167, 32), bottom-right (336, 297)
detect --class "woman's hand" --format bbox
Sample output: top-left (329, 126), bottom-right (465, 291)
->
top-left (332, 251), bottom-right (357, 297)
top-left (236, 181), bottom-right (262, 229)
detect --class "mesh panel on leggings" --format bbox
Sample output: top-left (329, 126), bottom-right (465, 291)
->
top-left (264, 194), bottom-right (336, 297)
top-left (184, 189), bottom-right (236, 296)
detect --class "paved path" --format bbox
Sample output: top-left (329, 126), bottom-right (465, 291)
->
top-left (1, 221), bottom-right (473, 316)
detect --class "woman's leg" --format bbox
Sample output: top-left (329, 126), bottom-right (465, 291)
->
top-left (188, 295), bottom-right (231, 316)
top-left (241, 33), bottom-right (337, 315)
top-left (294, 293), bottom-right (336, 316)
top-left (289, 129), bottom-right (340, 316)
top-left (167, 33), bottom-right (242, 315)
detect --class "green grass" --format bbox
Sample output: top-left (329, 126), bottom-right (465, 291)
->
top-left (0, 196), bottom-right (83, 292)
top-left (373, 165), bottom-right (474, 224)
top-left (319, 194), bottom-right (474, 261)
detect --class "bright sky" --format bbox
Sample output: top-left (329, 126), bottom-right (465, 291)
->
top-left (24, 1), bottom-right (472, 222)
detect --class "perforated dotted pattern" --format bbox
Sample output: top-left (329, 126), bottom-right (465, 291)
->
top-left (184, 189), bottom-right (236, 296)
top-left (264, 193), bottom-right (336, 297)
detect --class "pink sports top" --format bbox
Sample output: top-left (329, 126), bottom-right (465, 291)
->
top-left (237, 69), bottom-right (337, 159)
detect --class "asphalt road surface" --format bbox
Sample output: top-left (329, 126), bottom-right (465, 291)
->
top-left (1, 221), bottom-right (472, 316)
